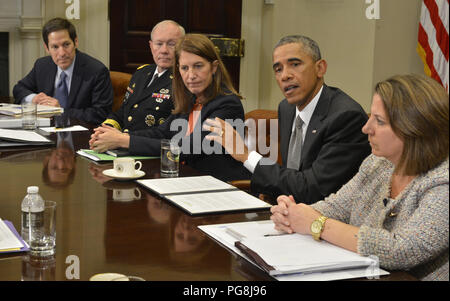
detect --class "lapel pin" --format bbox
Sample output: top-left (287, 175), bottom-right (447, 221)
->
top-left (312, 130), bottom-right (317, 134)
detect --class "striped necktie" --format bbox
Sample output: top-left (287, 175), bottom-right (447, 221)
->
top-left (286, 115), bottom-right (304, 170)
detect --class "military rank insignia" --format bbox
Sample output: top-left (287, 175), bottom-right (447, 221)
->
top-left (145, 114), bottom-right (155, 127)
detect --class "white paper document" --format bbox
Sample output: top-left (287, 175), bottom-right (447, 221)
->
top-left (137, 176), bottom-right (271, 215)
top-left (0, 218), bottom-right (24, 251)
top-left (198, 220), bottom-right (389, 281)
top-left (168, 190), bottom-right (271, 215)
top-left (138, 175), bottom-right (234, 195)
top-left (0, 128), bottom-right (52, 143)
top-left (40, 125), bottom-right (88, 133)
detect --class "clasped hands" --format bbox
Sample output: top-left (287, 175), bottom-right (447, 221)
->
top-left (89, 124), bottom-right (129, 153)
top-left (270, 195), bottom-right (322, 235)
top-left (33, 93), bottom-right (61, 107)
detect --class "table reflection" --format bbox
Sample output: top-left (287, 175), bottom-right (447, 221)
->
top-left (42, 132), bottom-right (76, 188)
top-left (21, 254), bottom-right (56, 281)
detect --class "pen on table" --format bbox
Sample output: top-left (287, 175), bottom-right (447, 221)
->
top-left (263, 232), bottom-right (292, 237)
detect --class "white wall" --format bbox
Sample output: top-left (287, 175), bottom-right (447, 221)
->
top-left (44, 0), bottom-right (109, 68)
top-left (240, 0), bottom-right (425, 113)
top-left (4, 0), bottom-right (426, 110)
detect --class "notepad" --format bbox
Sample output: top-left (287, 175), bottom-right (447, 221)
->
top-left (137, 176), bottom-right (271, 215)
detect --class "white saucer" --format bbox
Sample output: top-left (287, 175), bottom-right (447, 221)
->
top-left (102, 169), bottom-right (145, 180)
top-left (89, 273), bottom-right (126, 281)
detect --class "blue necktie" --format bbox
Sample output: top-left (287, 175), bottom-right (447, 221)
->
top-left (54, 71), bottom-right (68, 108)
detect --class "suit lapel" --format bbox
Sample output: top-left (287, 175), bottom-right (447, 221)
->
top-left (300, 85), bottom-right (331, 168)
top-left (281, 103), bottom-right (296, 166)
top-left (67, 51), bottom-right (83, 108)
top-left (46, 63), bottom-right (57, 96)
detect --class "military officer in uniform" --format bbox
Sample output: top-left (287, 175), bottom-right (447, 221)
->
top-left (104, 63), bottom-right (176, 133)
top-left (90, 20), bottom-right (185, 150)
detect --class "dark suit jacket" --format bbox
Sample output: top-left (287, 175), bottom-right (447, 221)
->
top-left (251, 84), bottom-right (371, 204)
top-left (129, 93), bottom-right (251, 182)
top-left (104, 64), bottom-right (174, 132)
top-left (13, 50), bottom-right (113, 125)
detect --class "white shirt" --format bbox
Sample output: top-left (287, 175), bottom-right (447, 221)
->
top-left (243, 85), bottom-right (324, 173)
top-left (23, 54), bottom-right (77, 104)
top-left (147, 67), bottom-right (168, 87)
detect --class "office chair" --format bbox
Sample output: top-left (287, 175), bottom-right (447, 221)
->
top-left (229, 109), bottom-right (280, 199)
top-left (109, 71), bottom-right (132, 112)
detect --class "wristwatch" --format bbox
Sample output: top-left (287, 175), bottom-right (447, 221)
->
top-left (310, 215), bottom-right (328, 241)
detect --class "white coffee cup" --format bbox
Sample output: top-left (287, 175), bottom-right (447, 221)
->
top-left (113, 158), bottom-right (142, 177)
top-left (112, 188), bottom-right (142, 202)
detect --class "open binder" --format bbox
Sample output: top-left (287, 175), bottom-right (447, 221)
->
top-left (198, 220), bottom-right (389, 280)
top-left (137, 176), bottom-right (271, 216)
top-left (0, 219), bottom-right (29, 254)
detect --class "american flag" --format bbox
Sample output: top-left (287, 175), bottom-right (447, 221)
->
top-left (417, 0), bottom-right (449, 92)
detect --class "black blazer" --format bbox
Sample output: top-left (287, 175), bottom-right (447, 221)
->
top-left (129, 93), bottom-right (251, 182)
top-left (105, 64), bottom-right (174, 132)
top-left (251, 85), bottom-right (371, 204)
top-left (13, 50), bottom-right (113, 125)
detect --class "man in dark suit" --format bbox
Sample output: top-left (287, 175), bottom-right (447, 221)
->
top-left (102, 20), bottom-right (185, 134)
top-left (13, 18), bottom-right (112, 125)
top-left (205, 35), bottom-right (371, 204)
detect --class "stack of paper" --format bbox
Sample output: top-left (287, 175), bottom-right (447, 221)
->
top-left (0, 116), bottom-right (51, 129)
top-left (0, 218), bottom-right (29, 253)
top-left (0, 103), bottom-right (63, 117)
top-left (198, 220), bottom-right (389, 281)
top-left (137, 176), bottom-right (271, 215)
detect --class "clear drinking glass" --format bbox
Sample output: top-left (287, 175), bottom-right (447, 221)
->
top-left (29, 201), bottom-right (56, 257)
top-left (21, 103), bottom-right (37, 130)
top-left (160, 139), bottom-right (180, 176)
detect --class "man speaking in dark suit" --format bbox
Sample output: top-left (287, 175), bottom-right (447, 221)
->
top-left (205, 35), bottom-right (371, 204)
top-left (13, 18), bottom-right (113, 125)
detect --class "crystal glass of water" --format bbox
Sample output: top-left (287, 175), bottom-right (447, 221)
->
top-left (21, 103), bottom-right (37, 130)
top-left (29, 201), bottom-right (56, 257)
top-left (160, 139), bottom-right (180, 176)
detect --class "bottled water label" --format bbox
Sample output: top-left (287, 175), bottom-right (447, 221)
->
top-left (22, 210), bottom-right (44, 229)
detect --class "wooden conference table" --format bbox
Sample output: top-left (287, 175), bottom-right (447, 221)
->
top-left (0, 119), bottom-right (416, 281)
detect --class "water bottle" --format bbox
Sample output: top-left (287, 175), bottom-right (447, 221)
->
top-left (21, 186), bottom-right (45, 244)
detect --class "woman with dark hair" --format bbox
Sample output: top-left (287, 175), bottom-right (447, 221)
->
top-left (271, 74), bottom-right (449, 280)
top-left (90, 34), bottom-right (250, 181)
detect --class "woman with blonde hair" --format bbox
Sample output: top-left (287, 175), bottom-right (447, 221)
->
top-left (271, 74), bottom-right (449, 280)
